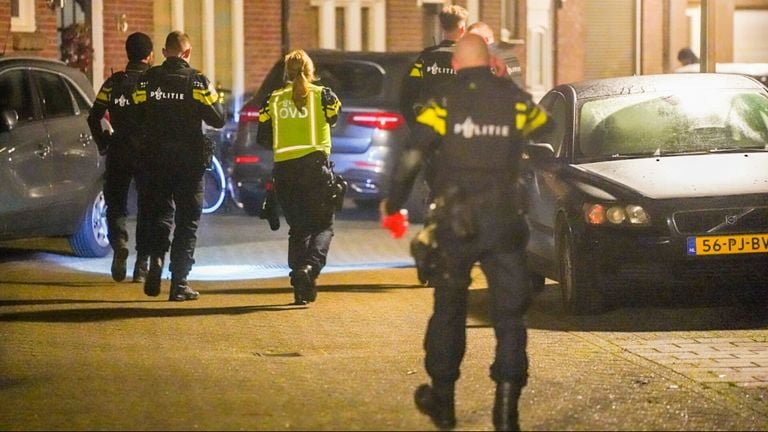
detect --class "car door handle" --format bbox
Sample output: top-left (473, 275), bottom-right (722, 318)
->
top-left (79, 132), bottom-right (92, 147)
top-left (35, 143), bottom-right (51, 158)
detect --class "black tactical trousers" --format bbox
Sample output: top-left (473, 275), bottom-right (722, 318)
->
top-left (144, 164), bottom-right (204, 280)
top-left (104, 149), bottom-right (150, 256)
top-left (273, 152), bottom-right (335, 276)
top-left (425, 215), bottom-right (531, 387)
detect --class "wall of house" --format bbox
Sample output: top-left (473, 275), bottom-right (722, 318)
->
top-left (243, 1), bottom-right (281, 96)
top-left (642, 0), bottom-right (665, 74)
top-left (102, 0), bottom-right (154, 79)
top-left (0, 1), bottom-right (59, 59)
top-left (555, 0), bottom-right (586, 84)
top-left (0, 2), bottom-right (10, 54)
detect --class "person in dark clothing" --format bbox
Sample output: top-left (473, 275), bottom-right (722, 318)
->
top-left (132, 31), bottom-right (225, 301)
top-left (87, 32), bottom-right (155, 283)
top-left (381, 34), bottom-right (550, 431)
top-left (467, 21), bottom-right (524, 87)
top-left (399, 5), bottom-right (468, 129)
top-left (677, 47), bottom-right (699, 67)
top-left (256, 49), bottom-right (342, 305)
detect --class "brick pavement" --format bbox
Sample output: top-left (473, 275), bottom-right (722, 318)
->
top-left (1, 214), bottom-right (767, 430)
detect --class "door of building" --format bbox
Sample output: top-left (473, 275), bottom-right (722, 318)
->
top-left (526, 0), bottom-right (554, 101)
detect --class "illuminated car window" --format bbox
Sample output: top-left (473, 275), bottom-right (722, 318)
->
top-left (578, 90), bottom-right (768, 162)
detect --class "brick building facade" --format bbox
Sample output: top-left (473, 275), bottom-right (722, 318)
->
top-left (2, 0), bottom-right (766, 104)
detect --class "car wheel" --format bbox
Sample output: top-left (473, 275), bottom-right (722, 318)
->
top-left (558, 226), bottom-right (604, 314)
top-left (68, 189), bottom-right (110, 258)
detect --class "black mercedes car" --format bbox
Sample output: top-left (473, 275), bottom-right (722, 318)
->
top-left (524, 73), bottom-right (768, 314)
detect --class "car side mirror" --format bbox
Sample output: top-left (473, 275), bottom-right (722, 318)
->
top-left (1, 109), bottom-right (18, 132)
top-left (525, 142), bottom-right (555, 161)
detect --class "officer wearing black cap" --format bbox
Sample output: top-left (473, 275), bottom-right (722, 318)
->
top-left (381, 34), bottom-right (550, 431)
top-left (88, 32), bottom-right (155, 284)
top-left (132, 31), bottom-right (225, 301)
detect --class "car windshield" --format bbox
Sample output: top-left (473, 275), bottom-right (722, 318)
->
top-left (577, 90), bottom-right (768, 162)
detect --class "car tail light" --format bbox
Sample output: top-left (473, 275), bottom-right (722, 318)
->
top-left (235, 155), bottom-right (260, 164)
top-left (239, 106), bottom-right (260, 125)
top-left (348, 112), bottom-right (404, 130)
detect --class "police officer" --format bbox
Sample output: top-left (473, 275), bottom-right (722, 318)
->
top-left (132, 31), bottom-right (225, 301)
top-left (87, 32), bottom-right (154, 283)
top-left (380, 34), bottom-right (550, 431)
top-left (467, 21), bottom-right (524, 87)
top-left (256, 49), bottom-right (342, 306)
top-left (400, 5), bottom-right (468, 129)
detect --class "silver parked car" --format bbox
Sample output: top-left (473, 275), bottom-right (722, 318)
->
top-left (0, 57), bottom-right (108, 257)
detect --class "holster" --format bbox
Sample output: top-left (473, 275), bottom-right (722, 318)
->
top-left (410, 223), bottom-right (438, 285)
top-left (259, 180), bottom-right (281, 231)
top-left (325, 160), bottom-right (348, 212)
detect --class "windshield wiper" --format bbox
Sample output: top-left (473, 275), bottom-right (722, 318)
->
top-left (707, 146), bottom-right (768, 153)
top-left (606, 151), bottom-right (660, 159)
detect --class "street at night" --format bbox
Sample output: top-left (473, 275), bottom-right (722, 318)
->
top-left (1, 209), bottom-right (767, 430)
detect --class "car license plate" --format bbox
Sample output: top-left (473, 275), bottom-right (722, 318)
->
top-left (687, 234), bottom-right (768, 256)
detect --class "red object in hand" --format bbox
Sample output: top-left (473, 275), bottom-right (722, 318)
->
top-left (382, 209), bottom-right (409, 239)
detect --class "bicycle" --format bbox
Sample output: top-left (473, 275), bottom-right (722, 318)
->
top-left (202, 154), bottom-right (228, 214)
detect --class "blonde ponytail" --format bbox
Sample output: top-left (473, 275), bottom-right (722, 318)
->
top-left (283, 50), bottom-right (316, 109)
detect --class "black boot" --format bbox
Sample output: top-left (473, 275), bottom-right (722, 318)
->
top-left (492, 382), bottom-right (522, 431)
top-left (169, 276), bottom-right (199, 302)
top-left (290, 264), bottom-right (316, 305)
top-left (143, 255), bottom-right (164, 297)
top-left (414, 383), bottom-right (456, 430)
top-left (111, 246), bottom-right (129, 282)
top-left (132, 255), bottom-right (149, 283)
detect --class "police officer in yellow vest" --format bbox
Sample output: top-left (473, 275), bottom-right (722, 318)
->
top-left (257, 49), bottom-right (342, 305)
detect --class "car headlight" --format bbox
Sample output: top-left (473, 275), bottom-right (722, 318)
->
top-left (625, 204), bottom-right (650, 225)
top-left (584, 203), bottom-right (651, 226)
top-left (606, 206), bottom-right (626, 224)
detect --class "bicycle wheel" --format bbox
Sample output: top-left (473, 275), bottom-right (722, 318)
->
top-left (202, 155), bottom-right (226, 214)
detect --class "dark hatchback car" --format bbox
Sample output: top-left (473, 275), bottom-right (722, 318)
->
top-left (524, 73), bottom-right (768, 314)
top-left (231, 50), bottom-right (426, 216)
top-left (0, 57), bottom-right (107, 257)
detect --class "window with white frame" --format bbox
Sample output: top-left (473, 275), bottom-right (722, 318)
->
top-left (11, 0), bottom-right (36, 33)
top-left (311, 0), bottom-right (386, 52)
top-left (500, 0), bottom-right (518, 42)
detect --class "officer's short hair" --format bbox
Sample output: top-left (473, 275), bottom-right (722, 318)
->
top-left (165, 31), bottom-right (191, 54)
top-left (439, 5), bottom-right (469, 32)
top-left (125, 32), bottom-right (153, 62)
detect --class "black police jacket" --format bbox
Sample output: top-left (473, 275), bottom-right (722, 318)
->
top-left (132, 57), bottom-right (225, 168)
top-left (386, 66), bottom-right (550, 217)
top-left (399, 40), bottom-right (457, 128)
top-left (87, 62), bottom-right (149, 155)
